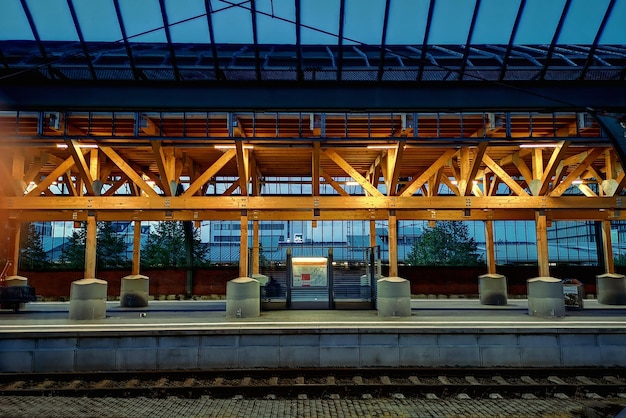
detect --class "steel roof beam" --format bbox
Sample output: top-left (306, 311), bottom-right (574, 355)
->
top-left (417, 0), bottom-right (436, 81)
top-left (499, 0), bottom-right (526, 81)
top-left (459, 0), bottom-right (481, 81)
top-left (539, 0), bottom-right (572, 81)
top-left (112, 0), bottom-right (144, 81)
top-left (19, 0), bottom-right (54, 79)
top-left (204, 0), bottom-right (224, 80)
top-left (158, 0), bottom-right (180, 81)
top-left (295, 0), bottom-right (303, 82)
top-left (2, 81), bottom-right (624, 112)
top-left (66, 0), bottom-right (97, 80)
top-left (377, 0), bottom-right (392, 82)
top-left (337, 0), bottom-right (346, 81)
top-left (250, 0), bottom-right (261, 81)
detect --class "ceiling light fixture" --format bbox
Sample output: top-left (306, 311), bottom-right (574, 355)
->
top-left (214, 144), bottom-right (254, 150)
top-left (56, 143), bottom-right (98, 149)
top-left (519, 143), bottom-right (558, 148)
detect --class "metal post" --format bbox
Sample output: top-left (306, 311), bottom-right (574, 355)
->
top-left (328, 247), bottom-right (334, 309)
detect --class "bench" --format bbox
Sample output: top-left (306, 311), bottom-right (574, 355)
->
top-left (0, 285), bottom-right (37, 312)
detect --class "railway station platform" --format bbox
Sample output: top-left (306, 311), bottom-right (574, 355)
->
top-left (0, 299), bottom-right (625, 373)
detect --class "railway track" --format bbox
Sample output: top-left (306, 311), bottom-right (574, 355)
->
top-left (1, 368), bottom-right (625, 401)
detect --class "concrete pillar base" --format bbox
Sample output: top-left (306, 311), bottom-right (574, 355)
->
top-left (120, 274), bottom-right (149, 307)
top-left (596, 273), bottom-right (626, 305)
top-left (377, 276), bottom-right (411, 317)
top-left (69, 278), bottom-right (107, 320)
top-left (527, 277), bottom-right (565, 318)
top-left (478, 273), bottom-right (508, 305)
top-left (226, 277), bottom-right (260, 318)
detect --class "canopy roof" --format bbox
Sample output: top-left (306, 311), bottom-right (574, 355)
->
top-left (0, 0), bottom-right (625, 83)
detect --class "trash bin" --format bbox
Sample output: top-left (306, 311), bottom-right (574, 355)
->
top-left (562, 278), bottom-right (584, 309)
top-left (377, 276), bottom-right (411, 317)
top-left (226, 277), bottom-right (260, 318)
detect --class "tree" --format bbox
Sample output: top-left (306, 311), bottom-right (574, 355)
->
top-left (19, 223), bottom-right (48, 270)
top-left (406, 221), bottom-right (484, 266)
top-left (141, 221), bottom-right (209, 268)
top-left (59, 222), bottom-right (129, 269)
top-left (59, 227), bottom-right (86, 269)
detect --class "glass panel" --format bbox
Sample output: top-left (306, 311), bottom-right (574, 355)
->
top-left (514, 0), bottom-right (566, 44)
top-left (118, 0), bottom-right (166, 43)
top-left (343, 0), bottom-right (386, 46)
top-left (256, 0), bottom-right (295, 44)
top-left (42, 111), bottom-right (63, 136)
top-left (165, 0), bottom-right (210, 43)
top-left (386, 0), bottom-right (429, 44)
top-left (325, 113), bottom-right (346, 138)
top-left (417, 113), bottom-right (439, 138)
top-left (439, 113), bottom-right (462, 138)
top-left (0, 0), bottom-right (34, 40)
top-left (461, 113), bottom-right (487, 138)
top-left (558, 0), bottom-right (610, 44)
top-left (301, 0), bottom-right (340, 44)
top-left (530, 113), bottom-right (555, 138)
top-left (472, 0), bottom-right (521, 44)
top-left (25, 0), bottom-right (78, 41)
top-left (347, 114), bottom-right (371, 138)
top-left (429, 0), bottom-right (476, 44)
top-left (509, 113), bottom-right (531, 138)
top-left (161, 112), bottom-right (184, 137)
top-left (90, 112), bottom-right (113, 136)
top-left (66, 112), bottom-right (89, 136)
top-left (277, 113), bottom-right (300, 138)
top-left (73, 0), bottom-right (123, 42)
top-left (208, 113), bottom-right (228, 137)
top-left (600, 0), bottom-right (626, 44)
top-left (211, 0), bottom-right (253, 44)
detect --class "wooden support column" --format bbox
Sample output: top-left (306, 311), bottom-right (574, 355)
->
top-left (252, 220), bottom-right (260, 275)
top-left (388, 210), bottom-right (398, 277)
top-left (84, 214), bottom-right (97, 278)
top-left (535, 211), bottom-right (550, 277)
top-left (484, 220), bottom-right (496, 274)
top-left (601, 220), bottom-right (615, 274)
top-left (5, 220), bottom-right (21, 276)
top-left (369, 220), bottom-right (377, 248)
top-left (132, 220), bottom-right (141, 275)
top-left (239, 211), bottom-right (249, 278)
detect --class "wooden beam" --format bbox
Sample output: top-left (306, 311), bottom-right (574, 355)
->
top-left (25, 154), bottom-right (77, 196)
top-left (539, 141), bottom-right (570, 195)
top-left (184, 149), bottom-right (236, 196)
top-left (535, 210), bottom-right (550, 277)
top-left (132, 220), bottom-right (141, 275)
top-left (252, 220), bottom-right (259, 275)
top-left (550, 148), bottom-right (604, 197)
top-left (601, 220), bottom-right (615, 274)
top-left (388, 210), bottom-right (398, 277)
top-left (482, 154), bottom-right (529, 196)
top-left (320, 168), bottom-right (350, 196)
top-left (324, 149), bottom-right (383, 197)
top-left (484, 220), bottom-right (496, 274)
top-left (235, 142), bottom-right (249, 196)
top-left (84, 214), bottom-right (97, 278)
top-left (240, 211), bottom-right (248, 278)
top-left (312, 141), bottom-right (320, 196)
top-left (99, 145), bottom-right (159, 197)
top-left (151, 140), bottom-right (172, 196)
top-left (387, 141), bottom-right (405, 196)
top-left (65, 139), bottom-right (95, 195)
top-left (400, 149), bottom-right (458, 197)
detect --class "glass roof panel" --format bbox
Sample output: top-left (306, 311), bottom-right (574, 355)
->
top-left (514, 0), bottom-right (566, 44)
top-left (73, 0), bottom-right (122, 42)
top-left (600, 0), bottom-right (626, 44)
top-left (256, 0), bottom-right (296, 44)
top-left (165, 0), bottom-right (210, 44)
top-left (0, 0), bottom-right (34, 41)
top-left (300, 0), bottom-right (339, 44)
top-left (211, 0), bottom-right (254, 43)
top-left (471, 0), bottom-right (521, 44)
top-left (343, 0), bottom-right (386, 46)
top-left (429, 0), bottom-right (476, 44)
top-left (386, 0), bottom-right (429, 44)
top-left (558, 0), bottom-right (610, 44)
top-left (26, 0), bottom-right (78, 41)
top-left (118, 0), bottom-right (166, 43)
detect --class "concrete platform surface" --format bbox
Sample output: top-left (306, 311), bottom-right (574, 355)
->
top-left (0, 299), bottom-right (624, 333)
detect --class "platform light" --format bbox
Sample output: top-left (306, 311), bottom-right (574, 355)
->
top-left (366, 145), bottom-right (399, 149)
top-left (345, 181), bottom-right (360, 186)
top-left (56, 143), bottom-right (98, 149)
top-left (519, 143), bottom-right (558, 148)
top-left (214, 144), bottom-right (254, 150)
top-left (572, 179), bottom-right (584, 185)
